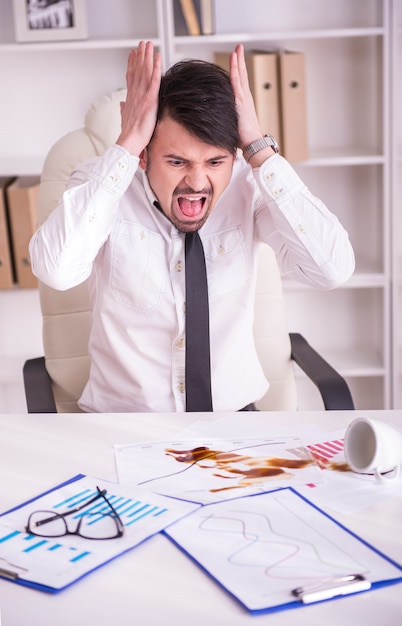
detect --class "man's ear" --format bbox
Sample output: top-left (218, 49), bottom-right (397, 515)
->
top-left (139, 148), bottom-right (148, 171)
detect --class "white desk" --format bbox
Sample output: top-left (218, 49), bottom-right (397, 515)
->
top-left (0, 410), bottom-right (401, 626)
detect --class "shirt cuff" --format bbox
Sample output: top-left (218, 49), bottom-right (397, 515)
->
top-left (81, 144), bottom-right (139, 195)
top-left (254, 153), bottom-right (304, 202)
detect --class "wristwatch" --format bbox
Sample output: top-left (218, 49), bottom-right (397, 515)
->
top-left (243, 134), bottom-right (279, 162)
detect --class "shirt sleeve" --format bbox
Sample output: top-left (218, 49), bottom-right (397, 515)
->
top-left (29, 145), bottom-right (139, 290)
top-left (253, 154), bottom-right (355, 289)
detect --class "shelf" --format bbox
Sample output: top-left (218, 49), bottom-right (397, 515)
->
top-left (0, 158), bottom-right (46, 177)
top-left (0, 151), bottom-right (386, 178)
top-left (299, 152), bottom-right (386, 167)
top-left (173, 27), bottom-right (385, 46)
top-left (0, 38), bottom-right (161, 53)
top-left (284, 273), bottom-right (387, 292)
top-left (316, 348), bottom-right (386, 378)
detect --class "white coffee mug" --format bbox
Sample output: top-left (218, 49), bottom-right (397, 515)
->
top-left (344, 417), bottom-right (402, 483)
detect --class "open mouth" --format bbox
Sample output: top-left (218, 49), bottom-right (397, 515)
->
top-left (177, 195), bottom-right (207, 218)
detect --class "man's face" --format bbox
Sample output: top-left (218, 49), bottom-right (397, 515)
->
top-left (140, 116), bottom-right (235, 232)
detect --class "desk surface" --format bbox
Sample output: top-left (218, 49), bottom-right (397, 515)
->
top-left (0, 409), bottom-right (401, 626)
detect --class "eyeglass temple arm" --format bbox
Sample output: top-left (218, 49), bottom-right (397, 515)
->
top-left (100, 491), bottom-right (124, 526)
top-left (32, 488), bottom-right (107, 528)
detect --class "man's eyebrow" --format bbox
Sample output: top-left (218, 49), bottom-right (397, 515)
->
top-left (163, 153), bottom-right (188, 161)
top-left (163, 153), bottom-right (230, 162)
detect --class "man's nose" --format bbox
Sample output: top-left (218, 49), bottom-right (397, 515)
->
top-left (184, 167), bottom-right (208, 192)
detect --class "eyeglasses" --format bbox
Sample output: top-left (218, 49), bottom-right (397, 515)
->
top-left (25, 486), bottom-right (124, 540)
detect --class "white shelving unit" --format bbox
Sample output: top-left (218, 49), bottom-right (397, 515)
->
top-left (391, 0), bottom-right (402, 408)
top-left (0, 0), bottom-right (165, 176)
top-left (164, 0), bottom-right (392, 410)
top-left (0, 0), bottom-right (397, 411)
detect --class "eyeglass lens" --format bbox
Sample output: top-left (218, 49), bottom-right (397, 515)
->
top-left (26, 487), bottom-right (124, 540)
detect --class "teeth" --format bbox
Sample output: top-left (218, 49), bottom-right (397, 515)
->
top-left (183, 196), bottom-right (202, 202)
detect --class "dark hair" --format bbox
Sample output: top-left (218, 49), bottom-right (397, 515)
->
top-left (156, 59), bottom-right (239, 154)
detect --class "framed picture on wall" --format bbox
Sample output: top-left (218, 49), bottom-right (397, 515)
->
top-left (12, 0), bottom-right (87, 43)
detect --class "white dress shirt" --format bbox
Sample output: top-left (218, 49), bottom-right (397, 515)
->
top-left (29, 145), bottom-right (355, 412)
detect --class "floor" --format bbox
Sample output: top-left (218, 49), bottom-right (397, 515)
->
top-left (0, 288), bottom-right (43, 413)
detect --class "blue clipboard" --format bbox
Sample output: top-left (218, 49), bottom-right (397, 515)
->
top-left (0, 473), bottom-right (200, 593)
top-left (164, 487), bottom-right (402, 615)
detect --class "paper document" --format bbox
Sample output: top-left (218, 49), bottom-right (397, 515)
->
top-left (166, 487), bottom-right (402, 614)
top-left (0, 474), bottom-right (199, 592)
top-left (115, 436), bottom-right (324, 504)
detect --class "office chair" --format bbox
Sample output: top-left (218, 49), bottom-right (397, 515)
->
top-left (23, 89), bottom-right (354, 413)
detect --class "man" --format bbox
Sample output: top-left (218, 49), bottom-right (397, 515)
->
top-left (30, 41), bottom-right (355, 413)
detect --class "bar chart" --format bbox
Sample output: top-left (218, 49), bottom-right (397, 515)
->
top-left (0, 476), bottom-right (199, 591)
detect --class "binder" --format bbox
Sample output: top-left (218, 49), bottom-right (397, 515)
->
top-left (6, 177), bottom-right (40, 289)
top-left (0, 177), bottom-right (15, 289)
top-left (198, 0), bottom-right (214, 35)
top-left (277, 50), bottom-right (309, 162)
top-left (178, 0), bottom-right (201, 36)
top-left (245, 51), bottom-right (281, 143)
top-left (215, 51), bottom-right (281, 147)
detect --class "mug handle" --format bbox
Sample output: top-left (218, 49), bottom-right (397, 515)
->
top-left (374, 465), bottom-right (400, 483)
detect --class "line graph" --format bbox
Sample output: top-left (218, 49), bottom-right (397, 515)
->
top-left (166, 488), bottom-right (401, 612)
top-left (115, 436), bottom-right (324, 504)
top-left (197, 504), bottom-right (360, 583)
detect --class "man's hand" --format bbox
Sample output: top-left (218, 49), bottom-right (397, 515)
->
top-left (116, 41), bottom-right (162, 157)
top-left (230, 44), bottom-right (275, 163)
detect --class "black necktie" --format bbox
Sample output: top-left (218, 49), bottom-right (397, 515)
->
top-left (185, 231), bottom-right (213, 412)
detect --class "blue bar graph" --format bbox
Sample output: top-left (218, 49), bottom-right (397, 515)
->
top-left (0, 480), bottom-right (186, 591)
top-left (0, 529), bottom-right (91, 563)
top-left (53, 489), bottom-right (94, 509)
top-left (50, 488), bottom-right (169, 528)
top-left (0, 484), bottom-right (170, 575)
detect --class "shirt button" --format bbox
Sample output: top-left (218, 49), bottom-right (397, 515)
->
top-left (218, 245), bottom-right (225, 255)
top-left (264, 172), bottom-right (273, 181)
top-left (118, 162), bottom-right (127, 170)
top-left (175, 260), bottom-right (183, 272)
top-left (89, 213), bottom-right (96, 222)
top-left (140, 231), bottom-right (146, 240)
top-left (272, 188), bottom-right (282, 197)
top-left (297, 224), bottom-right (306, 234)
top-left (110, 175), bottom-right (120, 184)
top-left (177, 338), bottom-right (185, 348)
top-left (178, 382), bottom-right (186, 393)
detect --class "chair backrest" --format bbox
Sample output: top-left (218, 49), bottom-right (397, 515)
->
top-left (37, 91), bottom-right (297, 412)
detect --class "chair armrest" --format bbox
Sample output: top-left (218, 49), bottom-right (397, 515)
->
top-left (23, 357), bottom-right (57, 413)
top-left (289, 333), bottom-right (354, 410)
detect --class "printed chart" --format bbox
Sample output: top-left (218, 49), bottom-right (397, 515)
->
top-left (0, 475), bottom-right (199, 592)
top-left (166, 488), bottom-right (402, 613)
top-left (115, 436), bottom-right (324, 504)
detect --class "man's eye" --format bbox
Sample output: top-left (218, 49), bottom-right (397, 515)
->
top-left (209, 160), bottom-right (224, 167)
top-left (169, 159), bottom-right (184, 166)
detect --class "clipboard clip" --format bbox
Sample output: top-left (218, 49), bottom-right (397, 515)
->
top-left (0, 567), bottom-right (20, 580)
top-left (292, 574), bottom-right (371, 604)
top-left (0, 557), bottom-right (29, 580)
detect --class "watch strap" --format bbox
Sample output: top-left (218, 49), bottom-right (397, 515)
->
top-left (243, 134), bottom-right (279, 162)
